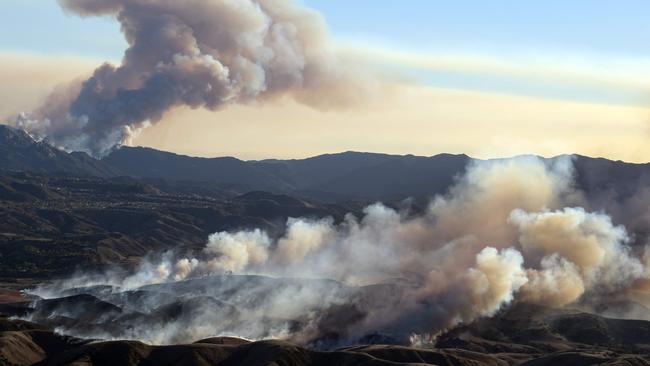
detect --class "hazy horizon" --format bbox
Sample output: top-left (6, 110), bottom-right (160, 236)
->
top-left (105, 141), bottom-right (640, 165)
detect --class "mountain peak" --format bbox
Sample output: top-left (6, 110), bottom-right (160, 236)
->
top-left (0, 124), bottom-right (37, 147)
top-left (0, 124), bottom-right (120, 177)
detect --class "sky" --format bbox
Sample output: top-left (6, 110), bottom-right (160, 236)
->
top-left (2, 0), bottom-right (650, 161)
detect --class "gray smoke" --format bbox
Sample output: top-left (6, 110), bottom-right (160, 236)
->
top-left (29, 157), bottom-right (650, 345)
top-left (11, 0), bottom-right (373, 157)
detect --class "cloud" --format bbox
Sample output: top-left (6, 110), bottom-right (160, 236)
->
top-left (9, 0), bottom-right (376, 157)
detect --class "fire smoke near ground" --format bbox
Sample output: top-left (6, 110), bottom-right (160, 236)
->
top-left (30, 157), bottom-right (650, 345)
top-left (10, 0), bottom-right (372, 157)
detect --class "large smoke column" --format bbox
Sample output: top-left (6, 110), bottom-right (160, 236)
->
top-left (31, 157), bottom-right (650, 344)
top-left (11, 0), bottom-right (372, 157)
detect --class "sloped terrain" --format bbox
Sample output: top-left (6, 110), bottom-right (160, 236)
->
top-left (3, 125), bottom-right (650, 365)
top-left (1, 280), bottom-right (650, 366)
top-left (0, 172), bottom-right (363, 280)
top-left (0, 125), bottom-right (120, 178)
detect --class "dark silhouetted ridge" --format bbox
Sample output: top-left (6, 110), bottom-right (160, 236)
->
top-left (0, 125), bottom-right (120, 177)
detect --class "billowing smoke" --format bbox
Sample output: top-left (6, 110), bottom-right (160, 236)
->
top-left (204, 229), bottom-right (271, 273)
top-left (10, 0), bottom-right (373, 157)
top-left (512, 208), bottom-right (644, 306)
top-left (464, 247), bottom-right (528, 317)
top-left (28, 157), bottom-right (650, 345)
top-left (519, 254), bottom-right (585, 308)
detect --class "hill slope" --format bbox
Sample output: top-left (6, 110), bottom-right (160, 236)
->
top-left (104, 147), bottom-right (472, 200)
top-left (0, 125), bottom-right (120, 177)
top-left (5, 123), bottom-right (650, 205)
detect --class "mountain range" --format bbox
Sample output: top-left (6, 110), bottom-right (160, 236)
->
top-left (3, 124), bottom-right (650, 365)
top-left (4, 124), bottom-right (650, 204)
top-left (3, 123), bottom-right (650, 280)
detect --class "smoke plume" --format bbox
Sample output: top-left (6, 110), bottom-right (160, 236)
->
top-left (10, 0), bottom-right (372, 157)
top-left (28, 157), bottom-right (650, 345)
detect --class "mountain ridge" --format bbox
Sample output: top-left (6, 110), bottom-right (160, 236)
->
top-left (4, 124), bottom-right (650, 204)
top-left (0, 125), bottom-right (121, 178)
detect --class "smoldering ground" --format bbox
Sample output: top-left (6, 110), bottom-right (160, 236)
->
top-left (9, 0), bottom-right (378, 157)
top-left (25, 156), bottom-right (650, 347)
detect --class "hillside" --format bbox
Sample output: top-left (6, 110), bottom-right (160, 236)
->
top-left (5, 124), bottom-right (650, 206)
top-left (0, 171), bottom-right (362, 280)
top-left (1, 278), bottom-right (649, 366)
top-left (0, 125), bottom-right (120, 177)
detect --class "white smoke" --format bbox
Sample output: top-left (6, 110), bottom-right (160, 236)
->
top-left (511, 207), bottom-right (644, 299)
top-left (203, 229), bottom-right (271, 273)
top-left (29, 156), bottom-right (650, 344)
top-left (520, 254), bottom-right (585, 307)
top-left (464, 247), bottom-right (528, 318)
top-left (274, 217), bottom-right (335, 265)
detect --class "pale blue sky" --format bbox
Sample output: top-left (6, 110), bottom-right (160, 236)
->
top-left (4, 1), bottom-right (650, 58)
top-left (1, 0), bottom-right (123, 59)
top-left (306, 1), bottom-right (650, 57)
top-left (3, 0), bottom-right (650, 105)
